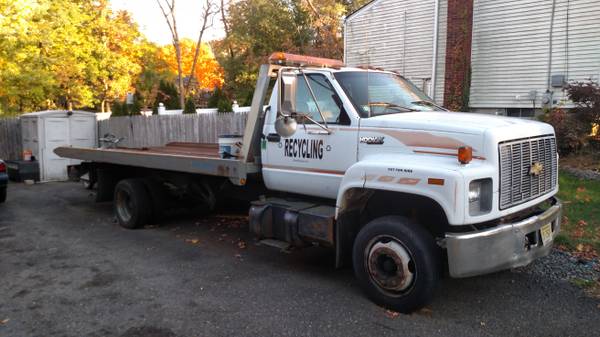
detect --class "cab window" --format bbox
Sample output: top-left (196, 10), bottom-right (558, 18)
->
top-left (295, 74), bottom-right (343, 124)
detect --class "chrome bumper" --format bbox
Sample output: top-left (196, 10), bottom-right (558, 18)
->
top-left (446, 197), bottom-right (562, 278)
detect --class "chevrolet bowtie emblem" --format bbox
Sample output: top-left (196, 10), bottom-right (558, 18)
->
top-left (529, 162), bottom-right (544, 176)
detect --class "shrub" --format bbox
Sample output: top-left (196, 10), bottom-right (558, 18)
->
top-left (208, 87), bottom-right (232, 113)
top-left (544, 108), bottom-right (588, 155)
top-left (545, 79), bottom-right (600, 155)
top-left (155, 80), bottom-right (180, 110)
top-left (183, 97), bottom-right (196, 114)
top-left (564, 79), bottom-right (600, 129)
top-left (217, 99), bottom-right (233, 113)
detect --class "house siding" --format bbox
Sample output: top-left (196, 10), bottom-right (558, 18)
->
top-left (470, 0), bottom-right (600, 110)
top-left (344, 0), bottom-right (447, 104)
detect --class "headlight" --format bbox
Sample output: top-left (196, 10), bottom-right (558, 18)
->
top-left (469, 178), bottom-right (492, 216)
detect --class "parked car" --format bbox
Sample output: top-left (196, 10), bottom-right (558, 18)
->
top-left (0, 159), bottom-right (7, 203)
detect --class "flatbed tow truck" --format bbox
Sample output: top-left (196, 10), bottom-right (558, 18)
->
top-left (56, 53), bottom-right (562, 312)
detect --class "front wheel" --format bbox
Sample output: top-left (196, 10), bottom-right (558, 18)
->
top-left (352, 216), bottom-right (441, 313)
top-left (0, 187), bottom-right (6, 203)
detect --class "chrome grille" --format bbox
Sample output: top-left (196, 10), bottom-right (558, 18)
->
top-left (499, 135), bottom-right (558, 209)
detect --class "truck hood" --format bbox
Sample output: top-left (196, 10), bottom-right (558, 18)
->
top-left (358, 111), bottom-right (556, 160)
top-left (360, 111), bottom-right (551, 136)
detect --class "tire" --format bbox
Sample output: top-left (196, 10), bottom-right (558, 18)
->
top-left (352, 216), bottom-right (441, 313)
top-left (113, 179), bottom-right (152, 229)
top-left (0, 187), bottom-right (6, 203)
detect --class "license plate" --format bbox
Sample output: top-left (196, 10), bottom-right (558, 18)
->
top-left (540, 223), bottom-right (553, 246)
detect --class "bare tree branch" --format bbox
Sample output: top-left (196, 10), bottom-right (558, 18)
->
top-left (305, 0), bottom-right (320, 16)
top-left (220, 0), bottom-right (234, 59)
top-left (156, 0), bottom-right (185, 108)
top-left (186, 0), bottom-right (217, 93)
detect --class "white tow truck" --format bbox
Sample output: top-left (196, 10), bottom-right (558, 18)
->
top-left (56, 53), bottom-right (562, 313)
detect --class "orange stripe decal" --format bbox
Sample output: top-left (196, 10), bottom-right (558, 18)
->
top-left (414, 150), bottom-right (486, 160)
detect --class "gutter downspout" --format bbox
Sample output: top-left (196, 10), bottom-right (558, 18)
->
top-left (546, 0), bottom-right (557, 90)
top-left (431, 0), bottom-right (441, 101)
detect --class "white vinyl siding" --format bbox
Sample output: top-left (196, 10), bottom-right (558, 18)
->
top-left (344, 0), bottom-right (447, 104)
top-left (470, 0), bottom-right (600, 109)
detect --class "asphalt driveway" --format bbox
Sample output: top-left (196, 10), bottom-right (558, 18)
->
top-left (0, 182), bottom-right (599, 337)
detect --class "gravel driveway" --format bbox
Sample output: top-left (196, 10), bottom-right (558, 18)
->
top-left (0, 182), bottom-right (599, 337)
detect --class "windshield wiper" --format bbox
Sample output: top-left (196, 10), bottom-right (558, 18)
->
top-left (411, 100), bottom-right (447, 111)
top-left (368, 102), bottom-right (416, 112)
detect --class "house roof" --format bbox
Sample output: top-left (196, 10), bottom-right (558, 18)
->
top-left (345, 0), bottom-right (379, 22)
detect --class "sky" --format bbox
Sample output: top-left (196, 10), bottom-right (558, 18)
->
top-left (110, 0), bottom-right (226, 46)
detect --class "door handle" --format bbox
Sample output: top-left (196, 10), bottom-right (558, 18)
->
top-left (266, 133), bottom-right (281, 142)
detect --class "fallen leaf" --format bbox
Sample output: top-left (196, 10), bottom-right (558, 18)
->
top-left (237, 240), bottom-right (247, 249)
top-left (185, 239), bottom-right (200, 245)
top-left (0, 318), bottom-right (8, 325)
top-left (480, 321), bottom-right (486, 327)
top-left (385, 310), bottom-right (400, 319)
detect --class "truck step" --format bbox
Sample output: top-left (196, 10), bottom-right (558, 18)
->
top-left (259, 239), bottom-right (292, 252)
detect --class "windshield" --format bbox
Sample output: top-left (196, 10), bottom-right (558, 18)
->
top-left (333, 71), bottom-right (443, 117)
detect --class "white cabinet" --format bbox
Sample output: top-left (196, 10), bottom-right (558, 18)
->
top-left (20, 110), bottom-right (97, 182)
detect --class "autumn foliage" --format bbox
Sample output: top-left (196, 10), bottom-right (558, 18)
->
top-left (159, 40), bottom-right (224, 91)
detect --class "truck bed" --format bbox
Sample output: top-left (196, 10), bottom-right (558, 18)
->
top-left (54, 142), bottom-right (260, 180)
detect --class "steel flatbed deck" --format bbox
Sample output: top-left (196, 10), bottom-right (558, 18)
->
top-left (54, 142), bottom-right (260, 182)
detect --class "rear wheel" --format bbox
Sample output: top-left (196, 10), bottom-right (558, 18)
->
top-left (0, 187), bottom-right (6, 203)
top-left (352, 216), bottom-right (441, 313)
top-left (114, 179), bottom-right (152, 229)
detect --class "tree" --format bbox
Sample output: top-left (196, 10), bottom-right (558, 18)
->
top-left (157, 0), bottom-right (217, 109)
top-left (212, 0), bottom-right (312, 101)
top-left (0, 0), bottom-right (155, 114)
top-left (89, 2), bottom-right (145, 112)
top-left (159, 40), bottom-right (224, 92)
top-left (156, 0), bottom-right (185, 109)
top-left (186, 1), bottom-right (217, 94)
top-left (212, 0), bottom-right (370, 101)
top-left (134, 42), bottom-right (173, 112)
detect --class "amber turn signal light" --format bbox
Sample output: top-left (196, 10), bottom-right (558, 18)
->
top-left (458, 146), bottom-right (473, 164)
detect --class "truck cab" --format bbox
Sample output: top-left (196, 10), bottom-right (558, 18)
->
top-left (255, 53), bottom-right (561, 311)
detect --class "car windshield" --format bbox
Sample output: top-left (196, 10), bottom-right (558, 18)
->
top-left (333, 71), bottom-right (443, 117)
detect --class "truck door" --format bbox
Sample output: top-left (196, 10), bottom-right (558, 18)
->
top-left (262, 72), bottom-right (358, 199)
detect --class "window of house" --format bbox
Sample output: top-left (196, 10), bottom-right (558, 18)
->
top-left (506, 108), bottom-right (535, 118)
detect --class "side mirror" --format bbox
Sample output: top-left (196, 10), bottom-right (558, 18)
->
top-left (280, 71), bottom-right (297, 115)
top-left (275, 115), bottom-right (297, 138)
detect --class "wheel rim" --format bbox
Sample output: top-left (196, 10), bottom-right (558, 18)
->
top-left (115, 189), bottom-right (133, 223)
top-left (366, 236), bottom-right (416, 295)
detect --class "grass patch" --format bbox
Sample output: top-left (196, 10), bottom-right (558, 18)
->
top-left (556, 171), bottom-right (600, 258)
top-left (571, 278), bottom-right (597, 289)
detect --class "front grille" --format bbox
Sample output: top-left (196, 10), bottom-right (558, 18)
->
top-left (499, 135), bottom-right (558, 210)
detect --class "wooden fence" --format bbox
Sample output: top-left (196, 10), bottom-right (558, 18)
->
top-left (0, 117), bottom-right (22, 160)
top-left (98, 112), bottom-right (249, 148)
